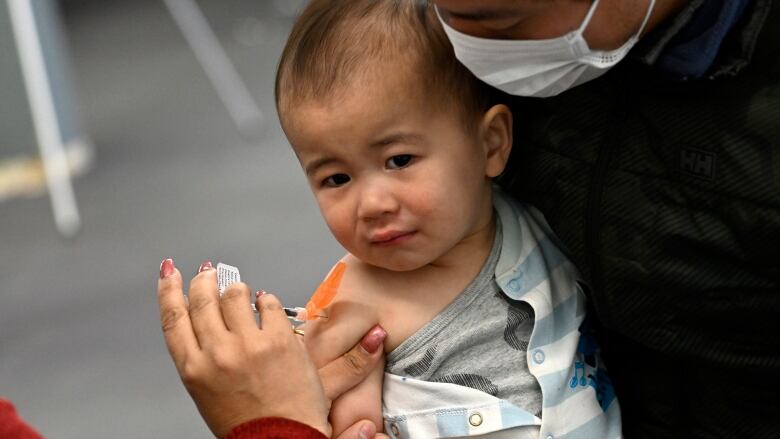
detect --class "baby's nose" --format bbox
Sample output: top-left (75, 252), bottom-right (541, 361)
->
top-left (357, 184), bottom-right (399, 220)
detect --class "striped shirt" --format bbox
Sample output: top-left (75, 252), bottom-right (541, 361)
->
top-left (382, 189), bottom-right (621, 439)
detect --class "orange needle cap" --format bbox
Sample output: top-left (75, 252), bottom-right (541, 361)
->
top-left (305, 262), bottom-right (346, 319)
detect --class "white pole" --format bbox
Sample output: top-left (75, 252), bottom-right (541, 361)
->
top-left (163, 0), bottom-right (264, 139)
top-left (8, 0), bottom-right (80, 237)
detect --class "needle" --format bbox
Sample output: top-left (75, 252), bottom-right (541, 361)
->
top-left (249, 304), bottom-right (327, 321)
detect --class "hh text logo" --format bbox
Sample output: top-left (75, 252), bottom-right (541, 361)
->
top-left (680, 148), bottom-right (716, 180)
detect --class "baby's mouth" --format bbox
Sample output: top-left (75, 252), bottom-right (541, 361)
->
top-left (370, 230), bottom-right (416, 246)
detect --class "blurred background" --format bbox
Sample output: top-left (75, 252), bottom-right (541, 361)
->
top-left (0, 0), bottom-right (346, 437)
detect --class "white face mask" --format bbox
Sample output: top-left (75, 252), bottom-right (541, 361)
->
top-left (437, 0), bottom-right (656, 97)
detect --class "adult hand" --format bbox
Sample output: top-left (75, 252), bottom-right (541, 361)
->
top-left (157, 259), bottom-right (386, 438)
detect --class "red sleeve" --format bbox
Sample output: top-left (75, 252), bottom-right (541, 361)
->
top-left (0, 399), bottom-right (44, 439)
top-left (223, 417), bottom-right (328, 439)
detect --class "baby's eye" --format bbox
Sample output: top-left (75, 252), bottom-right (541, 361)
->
top-left (323, 173), bottom-right (350, 187)
top-left (386, 154), bottom-right (413, 170)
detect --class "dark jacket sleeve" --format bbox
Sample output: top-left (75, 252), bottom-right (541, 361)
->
top-left (224, 417), bottom-right (328, 439)
top-left (0, 399), bottom-right (44, 439)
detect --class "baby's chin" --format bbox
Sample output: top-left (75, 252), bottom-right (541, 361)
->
top-left (341, 241), bottom-right (447, 273)
top-left (360, 254), bottom-right (433, 273)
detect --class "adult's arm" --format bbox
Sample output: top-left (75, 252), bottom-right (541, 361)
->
top-left (224, 417), bottom-right (326, 439)
top-left (0, 398), bottom-right (375, 439)
top-left (225, 417), bottom-right (386, 439)
top-left (0, 399), bottom-right (44, 439)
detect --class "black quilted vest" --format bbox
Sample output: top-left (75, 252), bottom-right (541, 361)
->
top-left (499, 2), bottom-right (780, 370)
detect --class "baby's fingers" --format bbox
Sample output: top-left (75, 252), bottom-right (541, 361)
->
top-left (157, 258), bottom-right (200, 371)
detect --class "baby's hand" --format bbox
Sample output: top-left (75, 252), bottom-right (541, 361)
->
top-left (321, 325), bottom-right (389, 439)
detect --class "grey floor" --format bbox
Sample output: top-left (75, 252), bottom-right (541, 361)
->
top-left (1, 1), bottom-right (346, 437)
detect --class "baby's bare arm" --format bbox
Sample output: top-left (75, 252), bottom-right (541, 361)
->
top-left (304, 282), bottom-right (385, 437)
top-left (329, 353), bottom-right (385, 436)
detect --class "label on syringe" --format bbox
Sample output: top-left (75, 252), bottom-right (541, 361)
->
top-left (216, 262), bottom-right (241, 295)
top-left (216, 262), bottom-right (302, 318)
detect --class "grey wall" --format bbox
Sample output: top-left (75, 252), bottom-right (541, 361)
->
top-left (0, 1), bottom-right (341, 437)
top-left (0, 1), bottom-right (36, 156)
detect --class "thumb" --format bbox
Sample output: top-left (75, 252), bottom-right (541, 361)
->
top-left (318, 325), bottom-right (386, 401)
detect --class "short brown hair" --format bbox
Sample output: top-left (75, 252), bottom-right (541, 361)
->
top-left (275, 0), bottom-right (493, 126)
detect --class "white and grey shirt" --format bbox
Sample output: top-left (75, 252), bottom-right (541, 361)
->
top-left (385, 218), bottom-right (542, 417)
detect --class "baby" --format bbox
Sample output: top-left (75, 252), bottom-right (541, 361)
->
top-left (274, 1), bottom-right (621, 438)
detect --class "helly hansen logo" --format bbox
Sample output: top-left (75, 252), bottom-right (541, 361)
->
top-left (680, 148), bottom-right (716, 180)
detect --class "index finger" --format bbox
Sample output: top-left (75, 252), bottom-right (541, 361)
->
top-left (157, 259), bottom-right (200, 371)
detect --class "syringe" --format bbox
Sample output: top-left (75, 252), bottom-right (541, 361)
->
top-left (218, 262), bottom-right (336, 323)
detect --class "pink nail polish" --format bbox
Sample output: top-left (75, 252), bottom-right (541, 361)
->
top-left (160, 258), bottom-right (175, 279)
top-left (255, 290), bottom-right (266, 298)
top-left (358, 423), bottom-right (374, 439)
top-left (360, 325), bottom-right (387, 354)
top-left (198, 261), bottom-right (213, 273)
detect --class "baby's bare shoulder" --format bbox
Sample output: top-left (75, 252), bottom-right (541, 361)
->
top-left (303, 255), bottom-right (384, 366)
top-left (336, 254), bottom-right (380, 300)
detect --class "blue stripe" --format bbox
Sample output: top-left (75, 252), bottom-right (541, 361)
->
top-left (537, 366), bottom-right (615, 408)
top-left (537, 368), bottom-right (590, 408)
top-left (528, 293), bottom-right (583, 349)
top-left (499, 401), bottom-right (539, 428)
top-left (503, 237), bottom-right (568, 299)
top-left (435, 408), bottom-right (469, 437)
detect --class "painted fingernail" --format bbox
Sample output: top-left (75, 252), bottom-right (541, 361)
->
top-left (255, 290), bottom-right (266, 298)
top-left (160, 258), bottom-right (175, 279)
top-left (198, 261), bottom-right (213, 273)
top-left (360, 325), bottom-right (386, 354)
top-left (358, 423), bottom-right (374, 439)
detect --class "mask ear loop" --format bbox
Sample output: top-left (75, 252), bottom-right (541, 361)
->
top-left (633, 0), bottom-right (657, 41)
top-left (576, 0), bottom-right (602, 36)
top-left (578, 0), bottom-right (655, 41)
top-left (577, 0), bottom-right (655, 60)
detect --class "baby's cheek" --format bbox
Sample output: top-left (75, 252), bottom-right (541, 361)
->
top-left (402, 179), bottom-right (439, 216)
top-left (322, 208), bottom-right (356, 249)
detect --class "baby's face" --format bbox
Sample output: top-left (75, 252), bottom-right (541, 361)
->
top-left (282, 70), bottom-right (495, 272)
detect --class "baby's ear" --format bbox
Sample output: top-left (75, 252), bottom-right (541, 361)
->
top-left (479, 104), bottom-right (513, 178)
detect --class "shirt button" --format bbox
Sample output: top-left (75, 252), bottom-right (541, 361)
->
top-left (390, 423), bottom-right (400, 437)
top-left (508, 279), bottom-right (520, 292)
top-left (546, 435), bottom-right (554, 439)
top-left (533, 349), bottom-right (545, 364)
top-left (469, 412), bottom-right (483, 427)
